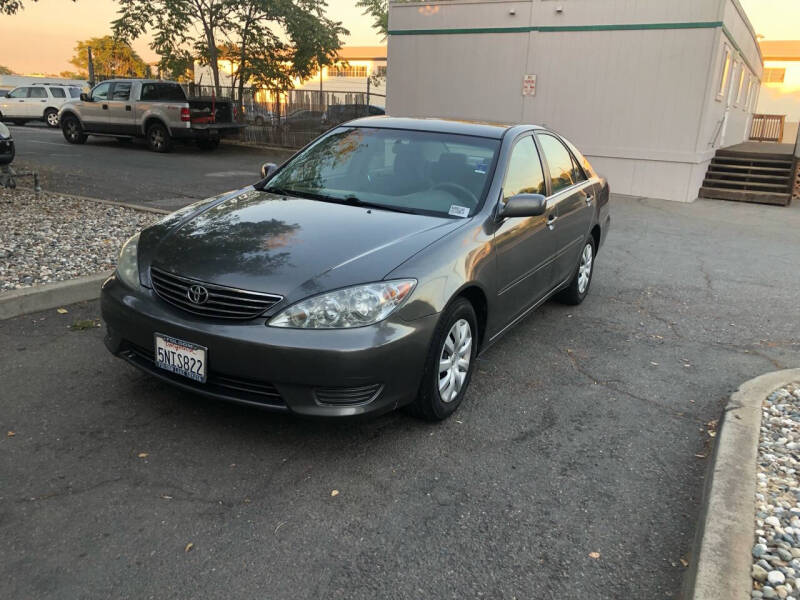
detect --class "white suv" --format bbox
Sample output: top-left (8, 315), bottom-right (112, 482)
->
top-left (0, 84), bottom-right (83, 128)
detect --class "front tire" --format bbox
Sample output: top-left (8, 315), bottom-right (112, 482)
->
top-left (556, 237), bottom-right (596, 305)
top-left (61, 115), bottom-right (87, 144)
top-left (146, 122), bottom-right (172, 153)
top-left (407, 298), bottom-right (477, 421)
top-left (44, 108), bottom-right (59, 128)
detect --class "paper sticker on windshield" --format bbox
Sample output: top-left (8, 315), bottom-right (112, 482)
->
top-left (448, 205), bottom-right (470, 218)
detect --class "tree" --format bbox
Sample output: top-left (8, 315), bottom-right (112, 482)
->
top-left (58, 71), bottom-right (85, 79)
top-left (114, 0), bottom-right (229, 95)
top-left (225, 0), bottom-right (346, 113)
top-left (70, 36), bottom-right (150, 78)
top-left (356, 0), bottom-right (387, 39)
top-left (1, 0), bottom-right (74, 15)
top-left (0, 65), bottom-right (13, 75)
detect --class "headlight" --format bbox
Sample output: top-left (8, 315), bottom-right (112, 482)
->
top-left (116, 233), bottom-right (140, 288)
top-left (269, 280), bottom-right (416, 329)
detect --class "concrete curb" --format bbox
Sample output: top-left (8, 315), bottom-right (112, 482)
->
top-left (14, 186), bottom-right (170, 214)
top-left (687, 368), bottom-right (800, 600)
top-left (0, 272), bottom-right (110, 320)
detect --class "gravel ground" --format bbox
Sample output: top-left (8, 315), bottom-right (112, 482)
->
top-left (752, 383), bottom-right (800, 599)
top-left (0, 188), bottom-right (158, 293)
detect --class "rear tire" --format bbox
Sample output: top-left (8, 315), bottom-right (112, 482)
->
top-left (44, 108), bottom-right (59, 128)
top-left (406, 297), bottom-right (477, 421)
top-left (61, 115), bottom-right (87, 144)
top-left (146, 122), bottom-right (172, 153)
top-left (556, 237), bottom-right (596, 305)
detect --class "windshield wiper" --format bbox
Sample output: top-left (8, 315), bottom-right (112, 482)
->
top-left (336, 195), bottom-right (418, 215)
top-left (265, 188), bottom-right (417, 215)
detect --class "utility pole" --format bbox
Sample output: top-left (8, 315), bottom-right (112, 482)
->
top-left (87, 46), bottom-right (95, 87)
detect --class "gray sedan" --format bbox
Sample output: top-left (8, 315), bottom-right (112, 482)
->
top-left (101, 117), bottom-right (610, 420)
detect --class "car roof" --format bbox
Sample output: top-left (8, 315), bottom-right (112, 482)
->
top-left (345, 116), bottom-right (540, 139)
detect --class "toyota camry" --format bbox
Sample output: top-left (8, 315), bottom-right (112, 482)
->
top-left (101, 117), bottom-right (610, 420)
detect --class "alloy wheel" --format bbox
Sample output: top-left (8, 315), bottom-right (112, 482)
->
top-left (578, 243), bottom-right (594, 294)
top-left (46, 111), bottom-right (59, 127)
top-left (438, 318), bottom-right (472, 403)
top-left (66, 120), bottom-right (79, 141)
top-left (149, 128), bottom-right (164, 150)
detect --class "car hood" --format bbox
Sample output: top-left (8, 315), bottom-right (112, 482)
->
top-left (141, 189), bottom-right (464, 301)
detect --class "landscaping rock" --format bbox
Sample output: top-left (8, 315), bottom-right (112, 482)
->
top-left (752, 384), bottom-right (800, 596)
top-left (0, 189), bottom-right (158, 293)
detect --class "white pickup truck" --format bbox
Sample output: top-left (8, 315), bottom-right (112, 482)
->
top-left (58, 79), bottom-right (245, 152)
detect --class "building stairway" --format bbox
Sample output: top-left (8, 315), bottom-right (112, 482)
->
top-left (699, 147), bottom-right (795, 206)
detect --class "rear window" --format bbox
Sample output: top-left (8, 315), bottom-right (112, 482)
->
top-left (141, 83), bottom-right (186, 102)
top-left (49, 87), bottom-right (66, 98)
top-left (69, 87), bottom-right (81, 98)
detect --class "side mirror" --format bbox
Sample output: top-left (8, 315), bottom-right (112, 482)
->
top-left (499, 193), bottom-right (547, 219)
top-left (260, 162), bottom-right (278, 178)
top-left (80, 92), bottom-right (91, 102)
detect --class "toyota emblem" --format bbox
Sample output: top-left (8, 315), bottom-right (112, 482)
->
top-left (187, 284), bottom-right (209, 305)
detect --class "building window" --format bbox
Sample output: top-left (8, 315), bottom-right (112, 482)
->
top-left (763, 68), bottom-right (786, 84)
top-left (328, 65), bottom-right (368, 78)
top-left (717, 47), bottom-right (732, 100)
top-left (736, 67), bottom-right (747, 106)
top-left (374, 65), bottom-right (387, 78)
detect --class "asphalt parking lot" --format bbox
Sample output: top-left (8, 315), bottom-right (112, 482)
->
top-left (2, 185), bottom-right (799, 598)
top-left (6, 123), bottom-right (293, 211)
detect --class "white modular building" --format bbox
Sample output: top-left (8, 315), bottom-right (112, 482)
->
top-left (386, 0), bottom-right (763, 202)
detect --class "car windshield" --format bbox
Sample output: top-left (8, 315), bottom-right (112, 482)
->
top-left (266, 127), bottom-right (500, 218)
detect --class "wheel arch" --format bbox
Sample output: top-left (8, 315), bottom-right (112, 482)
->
top-left (142, 116), bottom-right (170, 137)
top-left (449, 283), bottom-right (489, 351)
top-left (590, 224), bottom-right (601, 254)
top-left (59, 109), bottom-right (82, 125)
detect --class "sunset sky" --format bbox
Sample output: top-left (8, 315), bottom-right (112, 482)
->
top-left (0, 0), bottom-right (797, 75)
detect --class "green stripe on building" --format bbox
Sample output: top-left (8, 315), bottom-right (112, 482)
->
top-left (389, 21), bottom-right (725, 36)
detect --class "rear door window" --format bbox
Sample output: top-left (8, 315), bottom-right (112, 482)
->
top-left (29, 87), bottom-right (47, 99)
top-left (537, 133), bottom-right (577, 195)
top-left (111, 82), bottom-right (132, 101)
top-left (49, 87), bottom-right (66, 98)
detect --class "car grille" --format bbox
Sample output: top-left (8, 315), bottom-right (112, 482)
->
top-left (150, 267), bottom-right (282, 320)
top-left (315, 384), bottom-right (383, 406)
top-left (123, 342), bottom-right (285, 407)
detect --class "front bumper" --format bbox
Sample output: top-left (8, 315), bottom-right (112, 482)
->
top-left (100, 276), bottom-right (438, 417)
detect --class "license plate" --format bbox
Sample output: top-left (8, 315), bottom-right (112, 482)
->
top-left (154, 334), bottom-right (207, 383)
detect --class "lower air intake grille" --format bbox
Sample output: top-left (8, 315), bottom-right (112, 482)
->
top-left (150, 267), bottom-right (282, 320)
top-left (315, 384), bottom-right (383, 406)
top-left (124, 342), bottom-right (285, 407)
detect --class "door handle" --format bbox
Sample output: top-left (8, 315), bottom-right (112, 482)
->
top-left (125, 105), bottom-right (131, 111)
top-left (585, 195), bottom-right (594, 205)
top-left (102, 104), bottom-right (108, 110)
top-left (547, 214), bottom-right (558, 230)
